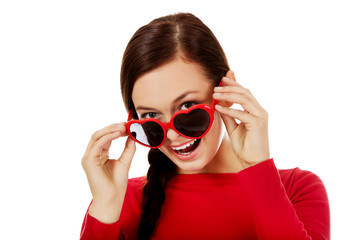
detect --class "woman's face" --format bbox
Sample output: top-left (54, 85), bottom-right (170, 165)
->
top-left (131, 57), bottom-right (224, 174)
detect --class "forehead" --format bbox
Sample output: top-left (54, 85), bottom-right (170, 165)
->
top-left (132, 58), bottom-right (213, 108)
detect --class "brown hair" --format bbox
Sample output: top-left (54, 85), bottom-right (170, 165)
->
top-left (120, 12), bottom-right (229, 240)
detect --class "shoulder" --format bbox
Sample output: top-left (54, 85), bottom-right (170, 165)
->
top-left (278, 167), bottom-right (328, 203)
top-left (278, 167), bottom-right (325, 189)
top-left (278, 166), bottom-right (330, 237)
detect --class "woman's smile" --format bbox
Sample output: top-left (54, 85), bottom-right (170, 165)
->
top-left (168, 138), bottom-right (202, 159)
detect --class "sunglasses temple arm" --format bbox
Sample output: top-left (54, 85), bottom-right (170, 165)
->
top-left (211, 99), bottom-right (219, 109)
top-left (127, 109), bottom-right (133, 121)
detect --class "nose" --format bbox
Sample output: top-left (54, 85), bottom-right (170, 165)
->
top-left (166, 128), bottom-right (180, 142)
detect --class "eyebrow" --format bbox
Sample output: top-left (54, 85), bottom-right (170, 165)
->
top-left (136, 90), bottom-right (199, 111)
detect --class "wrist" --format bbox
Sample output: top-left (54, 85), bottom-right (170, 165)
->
top-left (89, 196), bottom-right (125, 224)
top-left (239, 156), bottom-right (271, 170)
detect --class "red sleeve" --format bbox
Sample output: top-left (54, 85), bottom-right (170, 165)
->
top-left (236, 159), bottom-right (330, 240)
top-left (80, 177), bottom-right (144, 240)
top-left (80, 202), bottom-right (123, 240)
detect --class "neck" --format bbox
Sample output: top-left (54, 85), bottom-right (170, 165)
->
top-left (201, 132), bottom-right (243, 174)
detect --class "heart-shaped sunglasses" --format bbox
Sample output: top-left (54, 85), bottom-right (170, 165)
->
top-left (125, 91), bottom-right (219, 148)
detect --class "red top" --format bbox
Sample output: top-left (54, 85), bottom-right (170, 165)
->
top-left (80, 159), bottom-right (330, 239)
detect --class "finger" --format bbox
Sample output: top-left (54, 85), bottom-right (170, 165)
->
top-left (215, 80), bottom-right (263, 110)
top-left (117, 136), bottom-right (136, 169)
top-left (102, 138), bottom-right (112, 152)
top-left (221, 77), bottom-right (262, 105)
top-left (100, 151), bottom-right (109, 164)
top-left (213, 92), bottom-right (262, 116)
top-left (214, 85), bottom-right (258, 102)
top-left (218, 110), bottom-right (237, 134)
top-left (215, 104), bottom-right (254, 125)
top-left (87, 131), bottom-right (123, 164)
top-left (83, 123), bottom-right (126, 160)
top-left (221, 75), bottom-right (242, 87)
top-left (86, 123), bottom-right (127, 152)
top-left (221, 77), bottom-right (261, 102)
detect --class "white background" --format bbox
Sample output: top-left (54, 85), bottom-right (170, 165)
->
top-left (0, 0), bottom-right (359, 239)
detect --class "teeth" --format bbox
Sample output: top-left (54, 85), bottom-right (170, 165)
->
top-left (171, 139), bottom-right (196, 151)
top-left (178, 151), bottom-right (191, 155)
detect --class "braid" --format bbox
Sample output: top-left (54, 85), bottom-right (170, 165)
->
top-left (137, 148), bottom-right (177, 240)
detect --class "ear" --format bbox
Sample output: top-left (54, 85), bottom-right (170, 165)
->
top-left (225, 70), bottom-right (236, 82)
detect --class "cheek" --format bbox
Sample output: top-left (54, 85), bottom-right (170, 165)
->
top-left (205, 112), bottom-right (223, 144)
top-left (159, 145), bottom-right (168, 155)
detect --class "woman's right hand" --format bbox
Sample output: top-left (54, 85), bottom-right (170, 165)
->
top-left (81, 123), bottom-right (136, 223)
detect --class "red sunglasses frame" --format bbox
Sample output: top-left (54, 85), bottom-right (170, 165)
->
top-left (125, 98), bottom-right (218, 148)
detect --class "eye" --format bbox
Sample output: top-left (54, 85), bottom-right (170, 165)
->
top-left (140, 112), bottom-right (157, 119)
top-left (180, 101), bottom-right (197, 110)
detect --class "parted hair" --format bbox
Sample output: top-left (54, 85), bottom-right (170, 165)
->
top-left (120, 12), bottom-right (230, 240)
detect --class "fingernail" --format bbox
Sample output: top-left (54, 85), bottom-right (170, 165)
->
top-left (214, 87), bottom-right (223, 91)
top-left (213, 93), bottom-right (222, 97)
top-left (215, 104), bottom-right (222, 109)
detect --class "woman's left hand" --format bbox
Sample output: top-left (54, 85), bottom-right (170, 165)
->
top-left (213, 70), bottom-right (270, 168)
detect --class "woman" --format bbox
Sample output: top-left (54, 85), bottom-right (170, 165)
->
top-left (80, 13), bottom-right (330, 240)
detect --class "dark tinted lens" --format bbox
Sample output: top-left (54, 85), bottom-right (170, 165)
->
top-left (129, 121), bottom-right (164, 147)
top-left (173, 108), bottom-right (210, 137)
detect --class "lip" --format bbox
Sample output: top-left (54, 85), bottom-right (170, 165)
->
top-left (167, 138), bottom-right (202, 161)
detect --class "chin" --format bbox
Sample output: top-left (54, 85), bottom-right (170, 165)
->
top-left (174, 159), bottom-right (211, 174)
